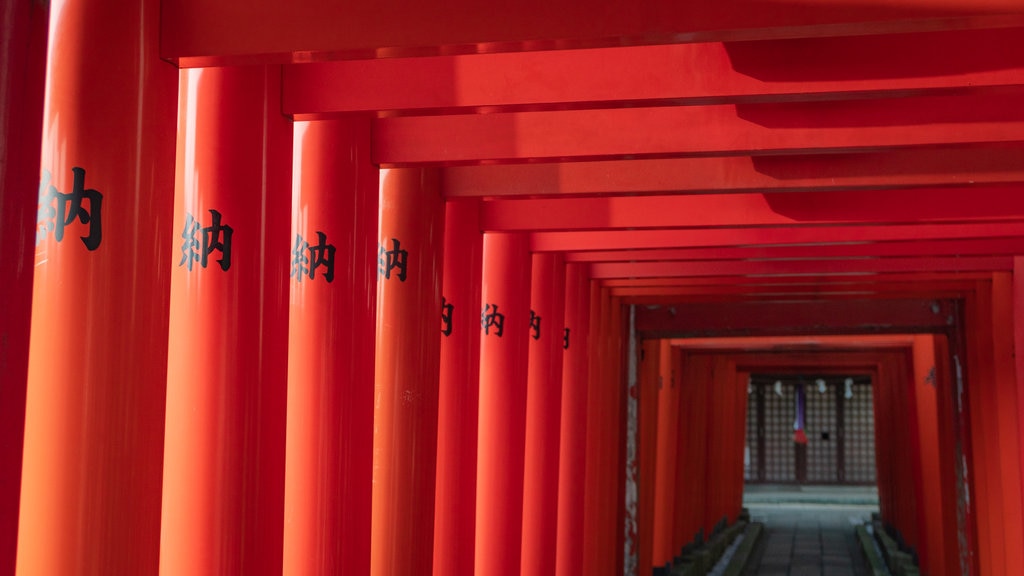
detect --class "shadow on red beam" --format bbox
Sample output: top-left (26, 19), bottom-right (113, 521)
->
top-left (374, 93), bottom-right (1024, 165)
top-left (442, 146), bottom-right (1024, 198)
top-left (601, 271), bottom-right (990, 288)
top-left (162, 0), bottom-right (1024, 66)
top-left (529, 222), bottom-right (1024, 252)
top-left (282, 28), bottom-right (1024, 115)
top-left (564, 236), bottom-right (1024, 263)
top-left (634, 298), bottom-right (955, 337)
top-left (668, 334), bottom-right (918, 350)
top-left (588, 256), bottom-right (1011, 279)
top-left (483, 186), bottom-right (1024, 232)
top-left (613, 281), bottom-right (975, 300)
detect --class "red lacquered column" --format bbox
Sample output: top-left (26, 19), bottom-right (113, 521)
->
top-left (522, 252), bottom-right (567, 576)
top-left (637, 338), bottom-right (661, 576)
top-left (475, 233), bottom-right (531, 576)
top-left (435, 198), bottom-right (483, 576)
top-left (584, 287), bottom-right (619, 576)
top-left (0, 2), bottom-right (47, 574)
top-left (371, 168), bottom-right (444, 576)
top-left (161, 65), bottom-right (291, 576)
top-left (18, 0), bottom-right (175, 573)
top-left (555, 263), bottom-right (592, 576)
top-left (652, 339), bottom-right (679, 568)
top-left (283, 117), bottom-right (377, 576)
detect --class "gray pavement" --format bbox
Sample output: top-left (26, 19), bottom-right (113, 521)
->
top-left (741, 485), bottom-right (878, 576)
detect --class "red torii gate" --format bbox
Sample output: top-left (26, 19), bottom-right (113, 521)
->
top-left (3, 1), bottom-right (1024, 575)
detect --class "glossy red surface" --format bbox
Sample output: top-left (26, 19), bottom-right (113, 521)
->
top-left (434, 198), bottom-right (483, 576)
top-left (284, 117), bottom-right (376, 575)
top-left (521, 252), bottom-right (566, 575)
top-left (0, 1), bottom-right (47, 573)
top-left (475, 232), bottom-right (531, 576)
top-left (555, 263), bottom-right (591, 576)
top-left (18, 0), bottom-right (175, 573)
top-left (161, 65), bottom-right (291, 576)
top-left (371, 168), bottom-right (444, 576)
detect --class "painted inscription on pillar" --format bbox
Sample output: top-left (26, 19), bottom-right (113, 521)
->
top-left (563, 327), bottom-right (570, 350)
top-left (291, 231), bottom-right (336, 282)
top-left (378, 238), bottom-right (408, 281)
top-left (37, 167), bottom-right (103, 250)
top-left (441, 297), bottom-right (454, 336)
top-left (530, 310), bottom-right (542, 340)
top-left (179, 209), bottom-right (233, 271)
top-left (481, 304), bottom-right (505, 337)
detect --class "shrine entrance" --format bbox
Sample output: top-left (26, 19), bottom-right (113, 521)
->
top-left (745, 375), bottom-right (876, 485)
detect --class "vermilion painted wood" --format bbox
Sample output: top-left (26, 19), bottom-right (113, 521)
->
top-left (963, 286), bottom-right (1000, 575)
top-left (483, 186), bottom-right (1024, 232)
top-left (17, 0), bottom-right (174, 573)
top-left (435, 199), bottom-right (483, 576)
top-left (911, 335), bottom-right (947, 576)
top-left (583, 289), bottom-right (617, 576)
top-left (371, 168), bottom-right (444, 576)
top-left (677, 352), bottom-right (710, 549)
top-left (522, 252), bottom-right (566, 576)
top-left (872, 361), bottom-right (895, 546)
top-left (638, 339), bottom-right (662, 576)
top-left (0, 1), bottom-right (47, 573)
top-left (475, 233), bottom-right (531, 576)
top-left (283, 118), bottom-right (376, 576)
top-left (651, 340), bottom-right (678, 567)
top-left (589, 256), bottom-right (1012, 280)
top-left (605, 272), bottom-right (990, 289)
top-left (635, 299), bottom-right (957, 338)
top-left (284, 28), bottom-right (1024, 116)
top-left (555, 264), bottom-right (592, 576)
top-left (930, 334), bottom-right (969, 575)
top-left (161, 0), bottom-right (1024, 65)
top-left (444, 146), bottom-right (1024, 199)
top-left (530, 221), bottom-right (1024, 253)
top-left (612, 281), bottom-right (978, 301)
top-left (1014, 258), bottom-right (1024, 570)
top-left (612, 299), bottom-right (628, 575)
top-left (374, 93), bottom-right (1024, 165)
top-left (566, 237), bottom-right (1024, 263)
top-left (162, 65), bottom-right (291, 576)
top-left (985, 275), bottom-right (1024, 574)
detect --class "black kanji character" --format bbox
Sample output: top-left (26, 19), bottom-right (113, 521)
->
top-left (378, 238), bottom-right (408, 281)
top-left (481, 303), bottom-right (505, 337)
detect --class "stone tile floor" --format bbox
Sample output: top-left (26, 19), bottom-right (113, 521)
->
top-left (741, 502), bottom-right (877, 576)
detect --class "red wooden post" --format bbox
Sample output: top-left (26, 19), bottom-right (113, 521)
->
top-left (555, 263), bottom-right (592, 576)
top-left (583, 287), bottom-right (614, 575)
top-left (0, 1), bottom-right (47, 573)
top-left (162, 65), bottom-right (291, 576)
top-left (475, 232), bottom-right (531, 576)
top-left (988, 273), bottom-right (1024, 574)
top-left (18, 0), bottom-right (175, 572)
top-left (371, 168), bottom-right (444, 576)
top-left (283, 117), bottom-right (377, 575)
top-left (652, 339), bottom-right (678, 569)
top-left (638, 338), bottom-right (661, 576)
top-left (434, 198), bottom-right (483, 576)
top-left (522, 252), bottom-right (567, 575)
top-left (964, 284), bottom-right (1003, 575)
top-left (911, 335), bottom-right (947, 576)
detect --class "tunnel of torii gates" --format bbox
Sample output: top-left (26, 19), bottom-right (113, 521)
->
top-left (5, 1), bottom-right (1024, 576)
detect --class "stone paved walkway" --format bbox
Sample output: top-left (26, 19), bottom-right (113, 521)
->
top-left (741, 503), bottom-right (876, 576)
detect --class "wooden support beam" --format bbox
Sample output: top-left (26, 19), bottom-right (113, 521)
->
top-left (443, 147), bottom-right (1024, 198)
top-left (375, 93), bottom-right (1024, 165)
top-left (163, 0), bottom-right (1024, 65)
top-left (284, 28), bottom-right (1024, 115)
top-left (530, 222), bottom-right (1024, 252)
